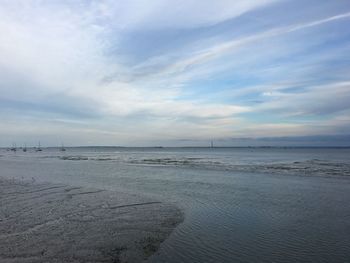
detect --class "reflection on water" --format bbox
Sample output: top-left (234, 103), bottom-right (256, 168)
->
top-left (1, 147), bottom-right (350, 262)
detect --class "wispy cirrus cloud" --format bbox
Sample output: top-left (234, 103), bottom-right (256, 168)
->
top-left (122, 11), bottom-right (350, 81)
top-left (257, 81), bottom-right (350, 115)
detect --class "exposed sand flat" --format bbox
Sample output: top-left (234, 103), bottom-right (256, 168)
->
top-left (0, 177), bottom-right (183, 263)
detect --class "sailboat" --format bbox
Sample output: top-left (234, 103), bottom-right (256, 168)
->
top-left (10, 143), bottom-right (17, 152)
top-left (211, 140), bottom-right (214, 148)
top-left (36, 141), bottom-right (42, 152)
top-left (60, 143), bottom-right (66, 152)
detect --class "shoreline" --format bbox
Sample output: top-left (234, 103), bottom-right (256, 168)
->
top-left (0, 177), bottom-right (183, 263)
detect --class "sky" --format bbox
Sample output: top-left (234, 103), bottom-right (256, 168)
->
top-left (0, 0), bottom-right (350, 147)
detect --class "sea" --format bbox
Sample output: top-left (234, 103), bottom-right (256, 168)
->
top-left (1, 147), bottom-right (350, 263)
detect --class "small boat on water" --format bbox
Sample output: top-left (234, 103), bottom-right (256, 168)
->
top-left (23, 144), bottom-right (27, 152)
top-left (36, 142), bottom-right (42, 152)
top-left (10, 143), bottom-right (16, 152)
top-left (60, 143), bottom-right (66, 152)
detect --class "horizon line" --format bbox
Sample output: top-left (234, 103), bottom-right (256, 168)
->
top-left (1, 145), bottom-right (350, 149)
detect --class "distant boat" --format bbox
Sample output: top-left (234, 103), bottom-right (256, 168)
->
top-left (60, 143), bottom-right (66, 152)
top-left (23, 144), bottom-right (27, 152)
top-left (211, 140), bottom-right (214, 148)
top-left (36, 141), bottom-right (42, 152)
top-left (10, 143), bottom-right (17, 152)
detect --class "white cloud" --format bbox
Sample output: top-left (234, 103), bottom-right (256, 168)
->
top-left (0, 1), bottom-right (256, 121)
top-left (0, 1), bottom-right (349, 145)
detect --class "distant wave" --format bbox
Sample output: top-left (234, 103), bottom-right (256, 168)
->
top-left (251, 159), bottom-right (350, 177)
top-left (59, 156), bottom-right (115, 161)
top-left (54, 154), bottom-right (350, 177)
top-left (128, 158), bottom-right (350, 177)
top-left (129, 157), bottom-right (216, 165)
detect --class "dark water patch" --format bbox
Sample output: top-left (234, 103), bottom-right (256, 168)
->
top-left (128, 157), bottom-right (222, 168)
top-left (59, 156), bottom-right (115, 161)
top-left (60, 156), bottom-right (89, 161)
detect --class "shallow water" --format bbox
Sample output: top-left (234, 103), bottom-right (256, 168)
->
top-left (1, 147), bottom-right (350, 262)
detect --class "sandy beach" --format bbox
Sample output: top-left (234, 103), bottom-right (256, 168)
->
top-left (0, 177), bottom-right (183, 263)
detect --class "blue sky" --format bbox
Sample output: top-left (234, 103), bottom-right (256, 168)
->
top-left (0, 0), bottom-right (350, 146)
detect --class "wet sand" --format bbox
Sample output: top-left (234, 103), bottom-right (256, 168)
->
top-left (0, 177), bottom-right (183, 263)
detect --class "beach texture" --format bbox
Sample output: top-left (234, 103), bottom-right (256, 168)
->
top-left (0, 177), bottom-right (183, 263)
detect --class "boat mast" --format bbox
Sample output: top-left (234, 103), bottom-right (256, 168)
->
top-left (60, 143), bottom-right (66, 151)
top-left (36, 141), bottom-right (42, 151)
top-left (11, 142), bottom-right (17, 152)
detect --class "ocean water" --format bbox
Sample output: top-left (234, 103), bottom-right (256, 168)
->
top-left (1, 147), bottom-right (350, 262)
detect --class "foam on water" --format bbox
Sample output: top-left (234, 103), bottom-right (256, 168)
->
top-left (14, 147), bottom-right (349, 178)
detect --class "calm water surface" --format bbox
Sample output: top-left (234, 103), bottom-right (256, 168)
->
top-left (1, 147), bottom-right (350, 262)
